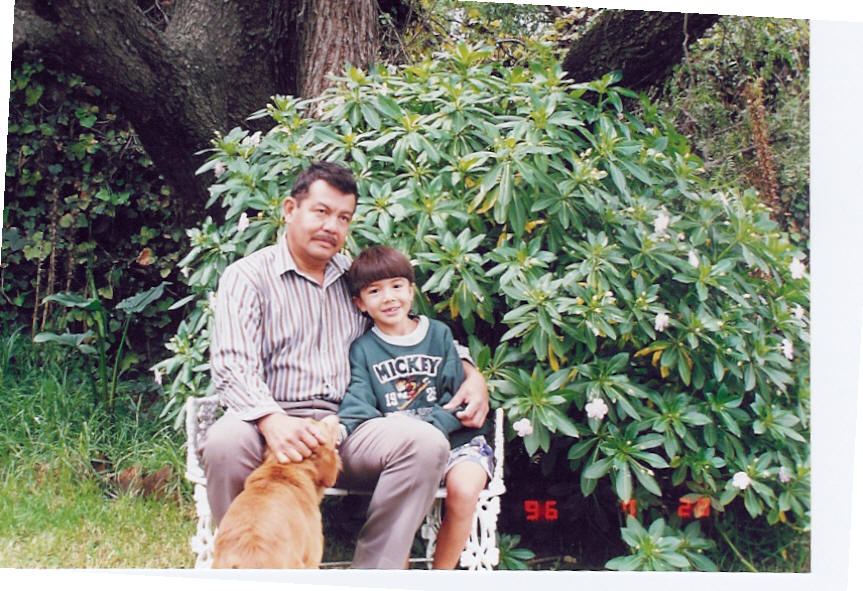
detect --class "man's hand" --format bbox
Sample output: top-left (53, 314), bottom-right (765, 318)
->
top-left (444, 362), bottom-right (489, 428)
top-left (256, 412), bottom-right (327, 463)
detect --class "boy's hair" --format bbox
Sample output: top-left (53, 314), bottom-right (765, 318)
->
top-left (291, 161), bottom-right (357, 205)
top-left (347, 245), bottom-right (415, 297)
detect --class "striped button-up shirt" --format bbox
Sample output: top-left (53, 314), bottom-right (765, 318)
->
top-left (210, 237), bottom-right (368, 421)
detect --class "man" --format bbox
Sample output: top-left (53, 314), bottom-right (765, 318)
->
top-left (203, 161), bottom-right (489, 569)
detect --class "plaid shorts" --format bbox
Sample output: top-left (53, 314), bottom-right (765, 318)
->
top-left (443, 435), bottom-right (494, 482)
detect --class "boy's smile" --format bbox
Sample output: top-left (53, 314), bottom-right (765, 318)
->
top-left (355, 277), bottom-right (417, 336)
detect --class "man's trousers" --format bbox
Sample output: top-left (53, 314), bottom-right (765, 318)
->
top-left (202, 402), bottom-right (450, 569)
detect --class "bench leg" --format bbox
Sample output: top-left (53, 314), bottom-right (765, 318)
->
top-left (191, 484), bottom-right (215, 568)
top-left (420, 498), bottom-right (444, 568)
top-left (459, 492), bottom-right (502, 570)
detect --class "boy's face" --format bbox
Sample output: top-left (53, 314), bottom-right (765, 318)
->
top-left (354, 277), bottom-right (415, 336)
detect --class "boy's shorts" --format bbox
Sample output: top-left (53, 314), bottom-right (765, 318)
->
top-left (443, 435), bottom-right (494, 483)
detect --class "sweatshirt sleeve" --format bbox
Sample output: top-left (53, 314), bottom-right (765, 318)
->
top-left (420, 323), bottom-right (466, 436)
top-left (337, 342), bottom-right (384, 437)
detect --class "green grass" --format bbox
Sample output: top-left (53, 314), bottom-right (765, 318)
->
top-left (0, 327), bottom-right (196, 568)
top-left (0, 460), bottom-right (195, 568)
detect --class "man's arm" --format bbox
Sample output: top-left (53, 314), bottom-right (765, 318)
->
top-left (210, 265), bottom-right (325, 462)
top-left (210, 265), bottom-right (282, 419)
top-left (442, 358), bottom-right (490, 429)
top-left (256, 413), bottom-right (326, 463)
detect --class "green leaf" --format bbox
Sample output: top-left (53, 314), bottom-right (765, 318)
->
top-left (43, 292), bottom-right (104, 312)
top-left (117, 282), bottom-right (169, 314)
top-left (615, 464), bottom-right (633, 500)
top-left (583, 456), bottom-right (613, 479)
top-left (606, 554), bottom-right (644, 570)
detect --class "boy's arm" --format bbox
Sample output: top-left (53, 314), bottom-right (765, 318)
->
top-left (337, 344), bottom-right (384, 439)
top-left (421, 325), bottom-right (468, 436)
top-left (443, 339), bottom-right (489, 429)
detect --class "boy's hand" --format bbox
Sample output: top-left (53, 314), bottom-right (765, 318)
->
top-left (445, 362), bottom-right (489, 428)
top-left (256, 412), bottom-right (327, 463)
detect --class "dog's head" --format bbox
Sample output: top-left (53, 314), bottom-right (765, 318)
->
top-left (309, 415), bottom-right (342, 488)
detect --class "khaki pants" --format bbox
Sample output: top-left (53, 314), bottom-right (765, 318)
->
top-left (202, 403), bottom-right (450, 569)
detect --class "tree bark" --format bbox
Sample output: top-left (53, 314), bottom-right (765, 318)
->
top-left (12, 0), bottom-right (381, 206)
top-left (11, 4), bottom-right (720, 206)
top-left (561, 11), bottom-right (720, 92)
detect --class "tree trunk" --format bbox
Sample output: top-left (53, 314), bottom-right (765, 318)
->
top-left (561, 11), bottom-right (720, 92)
top-left (294, 0), bottom-right (379, 99)
top-left (12, 0), bottom-right (381, 207)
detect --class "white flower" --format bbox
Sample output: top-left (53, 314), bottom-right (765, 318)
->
top-left (208, 291), bottom-right (217, 310)
top-left (653, 211), bottom-right (670, 234)
top-left (732, 471), bottom-right (751, 490)
top-left (153, 368), bottom-right (163, 386)
top-left (688, 250), bottom-right (699, 268)
top-left (654, 312), bottom-right (670, 332)
top-left (237, 212), bottom-right (250, 232)
top-left (778, 466), bottom-right (792, 484)
top-left (781, 338), bottom-right (794, 360)
top-left (513, 418), bottom-right (533, 437)
top-left (793, 304), bottom-right (805, 321)
top-left (585, 398), bottom-right (609, 421)
top-left (789, 257), bottom-right (806, 279)
top-left (213, 161), bottom-right (226, 177)
top-left (242, 131), bottom-right (262, 146)
top-left (180, 266), bottom-right (190, 278)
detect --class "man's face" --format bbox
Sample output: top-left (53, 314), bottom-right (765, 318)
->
top-left (282, 179), bottom-right (356, 268)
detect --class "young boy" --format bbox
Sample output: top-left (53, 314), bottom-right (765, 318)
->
top-left (337, 245), bottom-right (493, 569)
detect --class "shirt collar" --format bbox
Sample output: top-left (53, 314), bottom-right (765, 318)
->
top-left (276, 234), bottom-right (351, 286)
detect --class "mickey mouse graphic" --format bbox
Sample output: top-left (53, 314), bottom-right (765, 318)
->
top-left (395, 377), bottom-right (430, 410)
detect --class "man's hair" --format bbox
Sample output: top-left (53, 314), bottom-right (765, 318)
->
top-left (290, 161), bottom-right (357, 204)
top-left (347, 245), bottom-right (415, 297)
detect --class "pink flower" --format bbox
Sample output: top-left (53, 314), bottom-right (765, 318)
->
top-left (654, 312), bottom-right (670, 332)
top-left (585, 398), bottom-right (609, 421)
top-left (653, 211), bottom-right (670, 234)
top-left (781, 338), bottom-right (794, 361)
top-left (237, 212), bottom-right (250, 232)
top-left (513, 418), bottom-right (533, 437)
top-left (688, 250), bottom-right (699, 268)
top-left (778, 466), bottom-right (792, 483)
top-left (732, 471), bottom-right (751, 490)
top-left (213, 161), bottom-right (226, 177)
top-left (789, 257), bottom-right (806, 279)
top-left (242, 131), bottom-right (262, 146)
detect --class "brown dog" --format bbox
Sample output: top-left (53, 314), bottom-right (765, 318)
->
top-left (212, 415), bottom-right (342, 568)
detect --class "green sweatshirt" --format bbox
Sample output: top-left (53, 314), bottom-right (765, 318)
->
top-left (338, 315), bottom-right (490, 449)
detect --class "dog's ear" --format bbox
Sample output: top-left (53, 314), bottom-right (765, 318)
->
top-left (319, 415), bottom-right (339, 444)
top-left (316, 449), bottom-right (341, 488)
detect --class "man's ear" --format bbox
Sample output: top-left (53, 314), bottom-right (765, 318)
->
top-left (281, 196), bottom-right (296, 222)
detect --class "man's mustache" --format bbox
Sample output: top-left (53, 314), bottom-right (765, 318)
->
top-left (312, 233), bottom-right (338, 246)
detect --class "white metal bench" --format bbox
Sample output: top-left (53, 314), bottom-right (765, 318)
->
top-left (184, 395), bottom-right (505, 569)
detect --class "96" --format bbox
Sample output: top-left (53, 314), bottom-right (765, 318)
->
top-left (524, 499), bottom-right (558, 522)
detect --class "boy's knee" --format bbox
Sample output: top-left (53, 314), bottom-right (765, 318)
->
top-left (445, 479), bottom-right (482, 511)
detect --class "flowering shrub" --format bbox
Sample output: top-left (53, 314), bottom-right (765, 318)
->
top-left (156, 43), bottom-right (809, 569)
